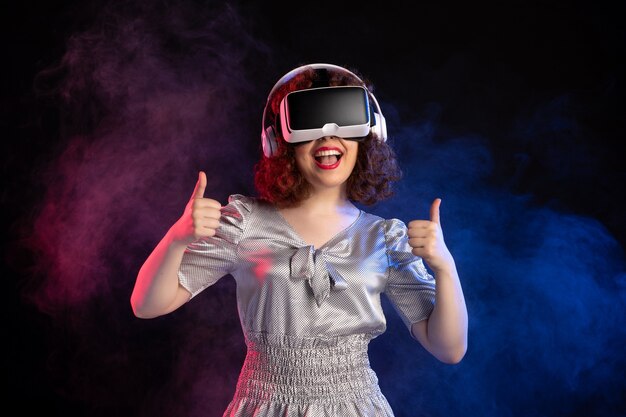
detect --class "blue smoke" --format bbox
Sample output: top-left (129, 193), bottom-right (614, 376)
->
top-left (369, 104), bottom-right (626, 417)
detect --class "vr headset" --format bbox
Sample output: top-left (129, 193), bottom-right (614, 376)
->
top-left (261, 63), bottom-right (387, 158)
top-left (281, 85), bottom-right (375, 143)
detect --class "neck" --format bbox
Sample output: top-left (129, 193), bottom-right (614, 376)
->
top-left (295, 185), bottom-right (354, 215)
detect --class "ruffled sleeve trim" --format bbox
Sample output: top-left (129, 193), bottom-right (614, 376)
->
top-left (177, 194), bottom-right (256, 299)
top-left (382, 218), bottom-right (436, 335)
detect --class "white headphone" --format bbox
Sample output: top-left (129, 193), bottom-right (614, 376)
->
top-left (261, 63), bottom-right (387, 158)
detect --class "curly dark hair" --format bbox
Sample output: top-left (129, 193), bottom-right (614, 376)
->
top-left (254, 65), bottom-right (402, 207)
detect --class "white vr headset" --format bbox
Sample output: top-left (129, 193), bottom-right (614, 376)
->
top-left (261, 63), bottom-right (387, 158)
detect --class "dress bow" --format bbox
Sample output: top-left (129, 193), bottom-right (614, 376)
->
top-left (290, 245), bottom-right (347, 307)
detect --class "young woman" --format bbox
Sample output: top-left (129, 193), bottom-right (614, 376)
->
top-left (131, 63), bottom-right (468, 416)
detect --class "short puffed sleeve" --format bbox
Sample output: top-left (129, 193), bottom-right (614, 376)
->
top-left (383, 218), bottom-right (436, 334)
top-left (178, 194), bottom-right (253, 298)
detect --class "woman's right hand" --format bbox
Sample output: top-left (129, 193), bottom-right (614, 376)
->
top-left (170, 171), bottom-right (222, 244)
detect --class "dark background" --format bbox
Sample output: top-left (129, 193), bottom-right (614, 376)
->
top-left (3, 1), bottom-right (625, 416)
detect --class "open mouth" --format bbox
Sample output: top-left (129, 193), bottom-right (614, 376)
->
top-left (314, 148), bottom-right (343, 168)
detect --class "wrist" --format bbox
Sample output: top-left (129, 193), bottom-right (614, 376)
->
top-left (431, 257), bottom-right (457, 277)
top-left (166, 226), bottom-right (195, 247)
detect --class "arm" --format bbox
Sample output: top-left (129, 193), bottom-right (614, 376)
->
top-left (130, 171), bottom-right (222, 318)
top-left (408, 198), bottom-right (468, 364)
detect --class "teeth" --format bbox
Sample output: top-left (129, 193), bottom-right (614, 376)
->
top-left (314, 149), bottom-right (342, 157)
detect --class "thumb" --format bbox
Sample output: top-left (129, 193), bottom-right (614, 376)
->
top-left (191, 171), bottom-right (207, 199)
top-left (430, 198), bottom-right (441, 225)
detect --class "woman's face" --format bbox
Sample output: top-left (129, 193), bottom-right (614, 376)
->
top-left (293, 136), bottom-right (359, 194)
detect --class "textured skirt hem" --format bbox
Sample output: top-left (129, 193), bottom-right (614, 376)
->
top-left (222, 393), bottom-right (395, 417)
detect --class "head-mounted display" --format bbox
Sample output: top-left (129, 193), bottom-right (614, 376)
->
top-left (261, 63), bottom-right (387, 158)
top-left (280, 86), bottom-right (371, 144)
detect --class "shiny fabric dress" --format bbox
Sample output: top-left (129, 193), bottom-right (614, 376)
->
top-left (178, 195), bottom-right (436, 417)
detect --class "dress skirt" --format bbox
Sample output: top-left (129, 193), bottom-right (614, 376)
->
top-left (222, 333), bottom-right (395, 417)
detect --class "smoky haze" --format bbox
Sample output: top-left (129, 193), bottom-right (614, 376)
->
top-left (7, 1), bottom-right (625, 417)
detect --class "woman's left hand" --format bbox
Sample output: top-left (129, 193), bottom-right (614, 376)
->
top-left (407, 198), bottom-right (455, 274)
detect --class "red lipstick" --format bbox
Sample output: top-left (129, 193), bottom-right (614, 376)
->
top-left (313, 146), bottom-right (343, 170)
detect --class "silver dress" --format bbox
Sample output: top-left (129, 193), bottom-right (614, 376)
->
top-left (178, 194), bottom-right (436, 417)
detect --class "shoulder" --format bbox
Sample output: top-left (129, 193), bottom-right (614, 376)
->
top-left (219, 194), bottom-right (258, 225)
top-left (223, 194), bottom-right (278, 221)
top-left (358, 211), bottom-right (408, 245)
top-left (226, 193), bottom-right (275, 211)
top-left (383, 217), bottom-right (409, 238)
top-left (359, 211), bottom-right (407, 233)
top-left (225, 193), bottom-right (254, 208)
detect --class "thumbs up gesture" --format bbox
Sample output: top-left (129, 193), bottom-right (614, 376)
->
top-left (407, 198), bottom-right (454, 274)
top-left (171, 171), bottom-right (222, 244)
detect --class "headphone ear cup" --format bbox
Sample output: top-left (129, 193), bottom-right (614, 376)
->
top-left (372, 112), bottom-right (387, 142)
top-left (262, 126), bottom-right (277, 158)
